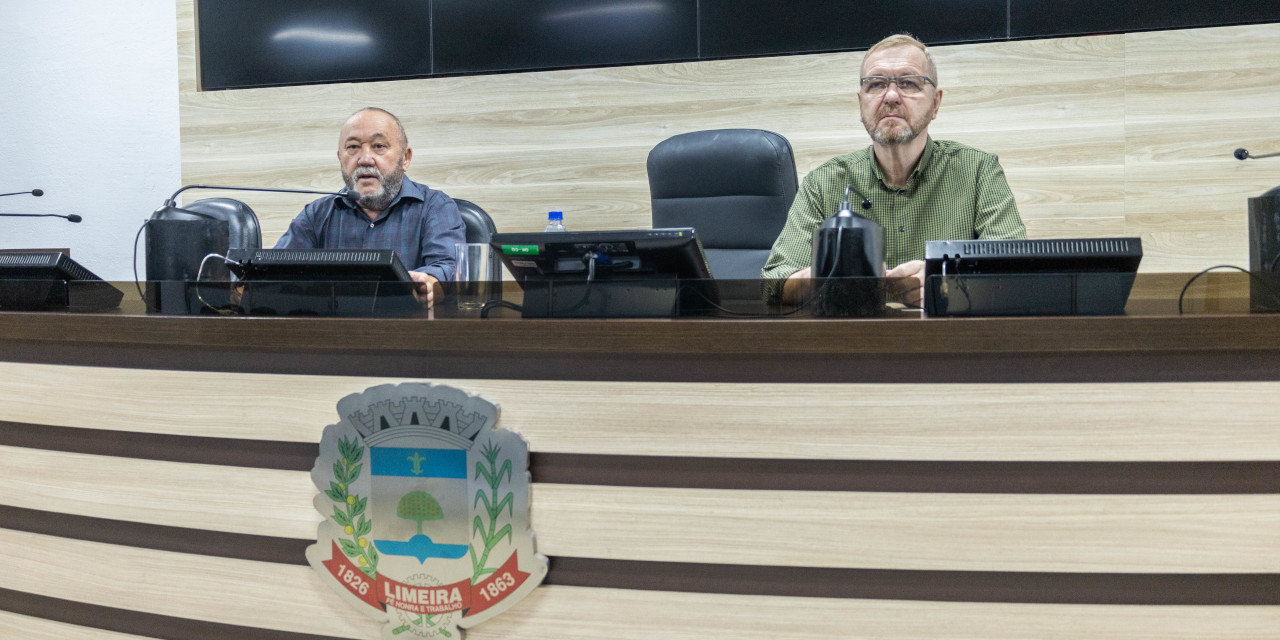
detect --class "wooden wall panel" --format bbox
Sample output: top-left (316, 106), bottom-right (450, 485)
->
top-left (5, 362), bottom-right (1280, 461)
top-left (177, 1), bottom-right (1280, 273)
top-left (7, 446), bottom-right (1277, 573)
top-left (0, 611), bottom-right (150, 640)
top-left (0, 529), bottom-right (379, 638)
top-left (468, 586), bottom-right (1280, 640)
top-left (7, 527), bottom-right (1280, 640)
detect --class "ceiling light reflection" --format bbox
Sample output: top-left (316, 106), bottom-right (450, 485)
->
top-left (271, 27), bottom-right (374, 47)
top-left (543, 1), bottom-right (668, 23)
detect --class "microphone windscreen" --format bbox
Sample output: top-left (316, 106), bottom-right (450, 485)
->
top-left (66, 214), bottom-right (83, 223)
top-left (1235, 148), bottom-right (1250, 161)
top-left (31, 188), bottom-right (43, 196)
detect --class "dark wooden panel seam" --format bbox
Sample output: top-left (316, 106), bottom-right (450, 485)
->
top-left (1, 504), bottom-right (309, 565)
top-left (3, 504), bottom-right (1279, 607)
top-left (0, 586), bottom-right (358, 640)
top-left (548, 557), bottom-right (1280, 605)
top-left (4, 421), bottom-right (1280, 494)
top-left (7, 342), bottom-right (1280, 383)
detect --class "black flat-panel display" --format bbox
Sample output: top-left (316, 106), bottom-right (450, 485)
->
top-left (197, 0), bottom-right (433, 90)
top-left (197, 0), bottom-right (1280, 91)
top-left (701, 0), bottom-right (1006, 59)
top-left (1011, 0), bottom-right (1280, 39)
top-left (432, 0), bottom-right (697, 74)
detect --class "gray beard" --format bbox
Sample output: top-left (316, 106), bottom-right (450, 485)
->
top-left (343, 166), bottom-right (405, 212)
top-left (870, 122), bottom-right (919, 146)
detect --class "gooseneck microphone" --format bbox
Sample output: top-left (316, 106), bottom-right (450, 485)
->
top-left (0, 188), bottom-right (44, 197)
top-left (0, 212), bottom-right (81, 223)
top-left (1235, 148), bottom-right (1280, 161)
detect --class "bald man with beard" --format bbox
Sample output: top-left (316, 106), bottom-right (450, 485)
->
top-left (276, 107), bottom-right (466, 307)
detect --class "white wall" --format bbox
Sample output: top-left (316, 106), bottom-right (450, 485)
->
top-left (0, 0), bottom-right (181, 281)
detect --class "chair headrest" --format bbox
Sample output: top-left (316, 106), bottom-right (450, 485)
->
top-left (647, 129), bottom-right (798, 199)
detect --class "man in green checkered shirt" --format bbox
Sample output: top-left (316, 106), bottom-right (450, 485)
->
top-left (762, 33), bottom-right (1026, 305)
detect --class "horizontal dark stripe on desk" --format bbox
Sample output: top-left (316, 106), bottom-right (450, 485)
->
top-left (0, 586), bottom-right (358, 640)
top-left (3, 420), bottom-right (1279, 494)
top-left (3, 505), bottom-right (1279, 606)
top-left (2, 504), bottom-right (1280, 604)
top-left (6, 341), bottom-right (1280, 384)
top-left (4, 313), bottom-right (1280, 383)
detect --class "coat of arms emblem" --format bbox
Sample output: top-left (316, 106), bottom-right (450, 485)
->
top-left (306, 383), bottom-right (547, 639)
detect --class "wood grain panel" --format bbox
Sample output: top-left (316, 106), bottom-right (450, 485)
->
top-left (6, 446), bottom-right (1276, 573)
top-left (5, 361), bottom-right (1280, 461)
top-left (529, 485), bottom-right (1280, 573)
top-left (0, 528), bottom-right (379, 639)
top-left (469, 585), bottom-right (1280, 640)
top-left (7, 576), bottom-right (1280, 640)
top-left (0, 611), bottom-right (149, 640)
top-left (0, 445), bottom-right (319, 538)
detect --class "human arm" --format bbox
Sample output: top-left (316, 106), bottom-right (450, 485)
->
top-left (762, 171), bottom-right (838, 303)
top-left (973, 155), bottom-right (1026, 240)
top-left (413, 193), bottom-right (467, 284)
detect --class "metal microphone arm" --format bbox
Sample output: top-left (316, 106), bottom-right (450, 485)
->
top-left (163, 184), bottom-right (346, 206)
top-left (0, 212), bottom-right (80, 223)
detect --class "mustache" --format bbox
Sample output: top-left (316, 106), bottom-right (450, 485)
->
top-left (351, 166), bottom-right (384, 180)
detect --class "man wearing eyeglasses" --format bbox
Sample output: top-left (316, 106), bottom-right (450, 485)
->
top-left (762, 33), bottom-right (1026, 306)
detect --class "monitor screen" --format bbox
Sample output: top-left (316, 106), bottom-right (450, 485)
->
top-left (923, 237), bottom-right (1143, 316)
top-left (489, 228), bottom-right (715, 317)
top-left (0, 251), bottom-right (123, 311)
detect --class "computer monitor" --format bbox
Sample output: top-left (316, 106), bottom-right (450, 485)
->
top-left (923, 237), bottom-right (1143, 316)
top-left (227, 248), bottom-right (413, 282)
top-left (489, 228), bottom-right (715, 317)
top-left (225, 248), bottom-right (417, 316)
top-left (0, 251), bottom-right (123, 311)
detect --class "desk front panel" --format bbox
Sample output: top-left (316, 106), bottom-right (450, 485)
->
top-left (1, 314), bottom-right (1278, 638)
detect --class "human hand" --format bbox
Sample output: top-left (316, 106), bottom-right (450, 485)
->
top-left (408, 271), bottom-right (440, 309)
top-left (782, 267), bottom-right (814, 304)
top-left (885, 260), bottom-right (925, 307)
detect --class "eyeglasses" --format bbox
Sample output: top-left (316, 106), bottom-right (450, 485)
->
top-left (859, 75), bottom-right (935, 96)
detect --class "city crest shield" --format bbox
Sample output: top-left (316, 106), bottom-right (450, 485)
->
top-left (306, 383), bottom-right (547, 639)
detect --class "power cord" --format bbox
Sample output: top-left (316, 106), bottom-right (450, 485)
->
top-left (1178, 265), bottom-right (1280, 314)
top-left (131, 219), bottom-right (157, 312)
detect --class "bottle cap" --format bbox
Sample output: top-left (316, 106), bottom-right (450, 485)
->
top-left (548, 210), bottom-right (563, 220)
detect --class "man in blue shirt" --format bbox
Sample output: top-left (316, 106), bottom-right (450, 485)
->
top-left (276, 107), bottom-right (466, 307)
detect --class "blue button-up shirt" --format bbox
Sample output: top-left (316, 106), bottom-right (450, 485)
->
top-left (275, 178), bottom-right (466, 283)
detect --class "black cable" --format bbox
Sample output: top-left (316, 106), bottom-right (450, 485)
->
top-left (131, 219), bottom-right (157, 312)
top-left (479, 299), bottom-right (522, 318)
top-left (1177, 264), bottom-right (1280, 314)
top-left (565, 251), bottom-right (600, 314)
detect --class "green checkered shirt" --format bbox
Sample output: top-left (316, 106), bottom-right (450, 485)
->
top-left (762, 137), bottom-right (1025, 300)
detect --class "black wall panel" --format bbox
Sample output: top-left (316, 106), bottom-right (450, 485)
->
top-left (1011, 0), bottom-right (1280, 39)
top-left (701, 0), bottom-right (1006, 59)
top-left (197, 0), bottom-right (432, 90)
top-left (432, 0), bottom-right (697, 75)
top-left (196, 0), bottom-right (1280, 90)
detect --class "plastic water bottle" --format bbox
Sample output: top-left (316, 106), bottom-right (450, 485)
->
top-left (543, 210), bottom-right (567, 232)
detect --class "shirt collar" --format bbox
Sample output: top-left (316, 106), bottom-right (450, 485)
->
top-left (867, 136), bottom-right (935, 191)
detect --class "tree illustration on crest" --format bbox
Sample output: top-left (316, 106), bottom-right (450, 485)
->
top-left (398, 491), bottom-right (443, 536)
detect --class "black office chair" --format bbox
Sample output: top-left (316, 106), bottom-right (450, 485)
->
top-left (647, 129), bottom-right (798, 279)
top-left (454, 198), bottom-right (502, 278)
